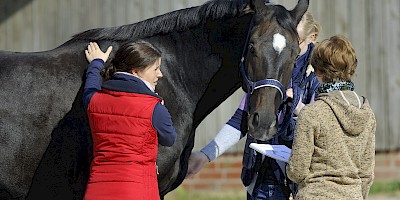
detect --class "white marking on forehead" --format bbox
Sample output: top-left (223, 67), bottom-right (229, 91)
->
top-left (273, 33), bottom-right (286, 55)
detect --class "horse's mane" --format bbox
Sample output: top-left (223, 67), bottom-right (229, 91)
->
top-left (71, 0), bottom-right (250, 42)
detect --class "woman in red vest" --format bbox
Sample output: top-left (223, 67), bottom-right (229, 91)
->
top-left (82, 41), bottom-right (177, 200)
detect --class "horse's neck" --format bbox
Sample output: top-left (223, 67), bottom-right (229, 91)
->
top-left (155, 14), bottom-right (252, 128)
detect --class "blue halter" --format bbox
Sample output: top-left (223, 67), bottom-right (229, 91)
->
top-left (240, 17), bottom-right (286, 106)
top-left (240, 62), bottom-right (286, 99)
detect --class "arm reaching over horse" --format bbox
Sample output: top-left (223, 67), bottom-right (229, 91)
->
top-left (82, 42), bottom-right (113, 110)
top-left (186, 95), bottom-right (246, 178)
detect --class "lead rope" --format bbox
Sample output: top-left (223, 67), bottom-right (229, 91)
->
top-left (277, 85), bottom-right (301, 141)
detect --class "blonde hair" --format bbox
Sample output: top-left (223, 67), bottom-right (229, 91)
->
top-left (299, 11), bottom-right (321, 43)
top-left (311, 35), bottom-right (357, 82)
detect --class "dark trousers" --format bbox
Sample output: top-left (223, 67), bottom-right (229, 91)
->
top-left (247, 184), bottom-right (290, 200)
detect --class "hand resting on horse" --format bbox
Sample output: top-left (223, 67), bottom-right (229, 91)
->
top-left (85, 42), bottom-right (113, 63)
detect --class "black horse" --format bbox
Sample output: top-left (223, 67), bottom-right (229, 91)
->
top-left (0, 0), bottom-right (308, 199)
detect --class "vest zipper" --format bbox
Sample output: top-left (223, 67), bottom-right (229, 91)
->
top-left (156, 162), bottom-right (159, 175)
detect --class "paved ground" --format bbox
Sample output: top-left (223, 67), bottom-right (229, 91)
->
top-left (165, 189), bottom-right (400, 200)
top-left (368, 192), bottom-right (400, 200)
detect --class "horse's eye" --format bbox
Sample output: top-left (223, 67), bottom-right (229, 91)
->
top-left (248, 43), bottom-right (255, 54)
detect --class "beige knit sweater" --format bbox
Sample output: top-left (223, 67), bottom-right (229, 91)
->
top-left (287, 90), bottom-right (376, 200)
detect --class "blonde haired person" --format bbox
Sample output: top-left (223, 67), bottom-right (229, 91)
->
top-left (287, 35), bottom-right (376, 200)
top-left (288, 11), bottom-right (321, 115)
top-left (297, 11), bottom-right (321, 55)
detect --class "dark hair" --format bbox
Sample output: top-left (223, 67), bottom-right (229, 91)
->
top-left (311, 35), bottom-right (357, 82)
top-left (101, 41), bottom-right (162, 80)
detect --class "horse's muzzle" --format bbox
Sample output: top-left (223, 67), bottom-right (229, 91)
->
top-left (248, 112), bottom-right (277, 141)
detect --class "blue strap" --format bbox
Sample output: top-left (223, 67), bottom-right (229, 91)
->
top-left (277, 85), bottom-right (301, 141)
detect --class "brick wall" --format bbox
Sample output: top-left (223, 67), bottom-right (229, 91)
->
top-left (182, 151), bottom-right (400, 191)
top-left (374, 150), bottom-right (400, 181)
top-left (183, 153), bottom-right (245, 191)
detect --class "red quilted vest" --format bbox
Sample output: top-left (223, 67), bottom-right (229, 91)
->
top-left (84, 89), bottom-right (161, 200)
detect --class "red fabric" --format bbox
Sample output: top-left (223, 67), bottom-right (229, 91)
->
top-left (84, 89), bottom-right (161, 200)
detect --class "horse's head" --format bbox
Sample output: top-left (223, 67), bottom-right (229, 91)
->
top-left (242, 0), bottom-right (309, 141)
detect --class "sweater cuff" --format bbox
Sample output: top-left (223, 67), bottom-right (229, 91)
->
top-left (200, 124), bottom-right (241, 161)
top-left (92, 58), bottom-right (105, 64)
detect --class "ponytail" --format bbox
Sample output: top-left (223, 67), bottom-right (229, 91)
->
top-left (100, 41), bottom-right (161, 80)
top-left (100, 60), bottom-right (117, 80)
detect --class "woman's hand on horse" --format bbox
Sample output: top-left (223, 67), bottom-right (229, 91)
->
top-left (185, 151), bottom-right (209, 179)
top-left (85, 42), bottom-right (113, 63)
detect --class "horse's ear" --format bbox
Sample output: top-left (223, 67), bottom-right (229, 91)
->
top-left (289, 0), bottom-right (310, 25)
top-left (250, 0), bottom-right (268, 15)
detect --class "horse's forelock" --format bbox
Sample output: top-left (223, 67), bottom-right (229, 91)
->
top-left (71, 0), bottom-right (251, 42)
top-left (272, 5), bottom-right (299, 41)
top-left (253, 5), bottom-right (298, 42)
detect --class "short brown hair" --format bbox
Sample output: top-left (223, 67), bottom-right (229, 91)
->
top-left (311, 35), bottom-right (357, 82)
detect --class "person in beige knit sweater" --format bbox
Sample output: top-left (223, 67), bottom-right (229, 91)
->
top-left (286, 35), bottom-right (376, 200)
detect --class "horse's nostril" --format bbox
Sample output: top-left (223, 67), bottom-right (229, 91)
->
top-left (252, 113), bottom-right (260, 128)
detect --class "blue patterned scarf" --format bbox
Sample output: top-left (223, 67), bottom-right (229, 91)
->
top-left (317, 81), bottom-right (354, 94)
